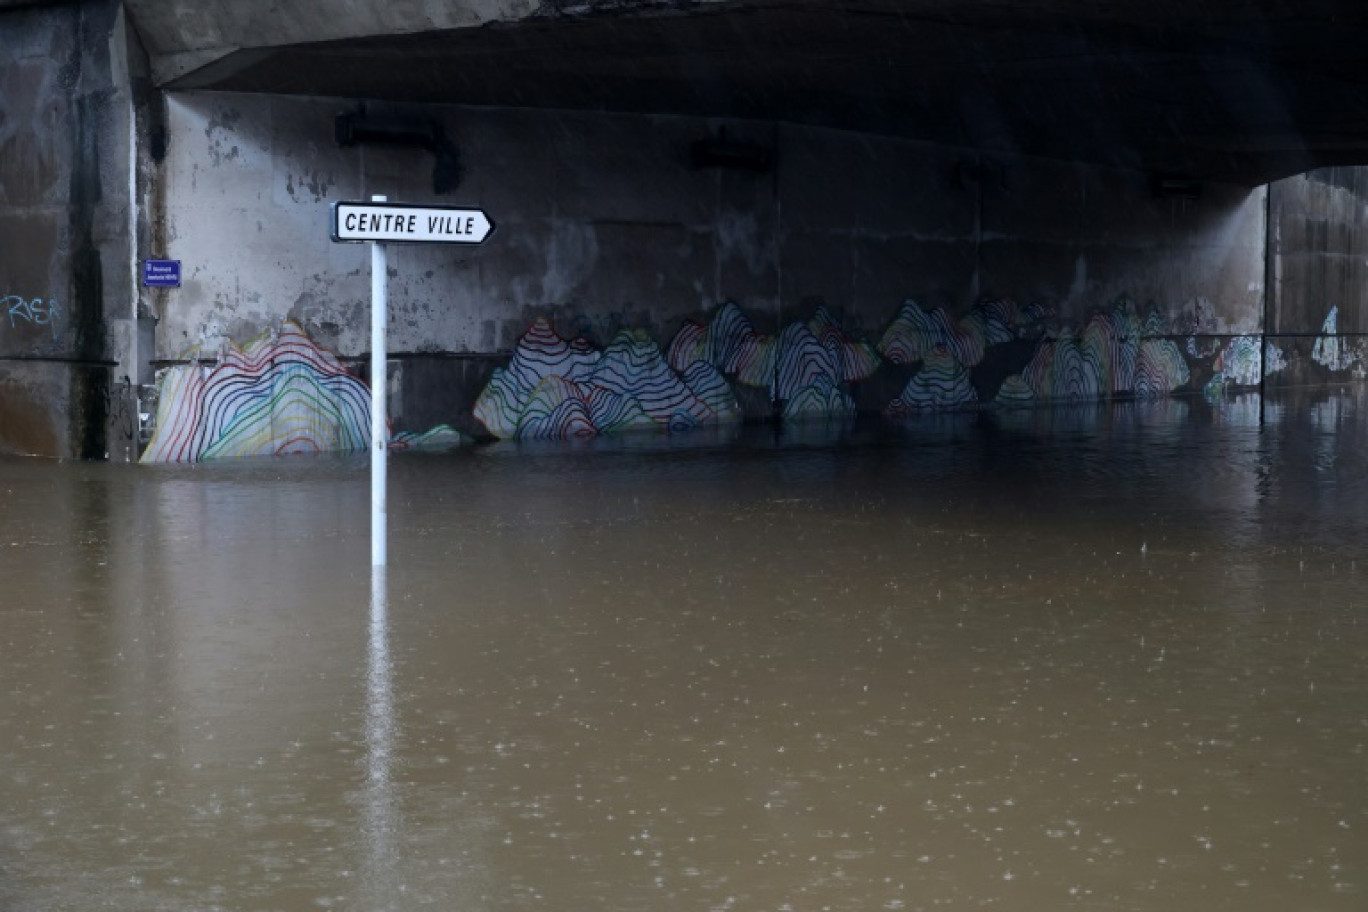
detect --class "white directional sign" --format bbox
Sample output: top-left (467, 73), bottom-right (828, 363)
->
top-left (331, 194), bottom-right (497, 568)
top-left (331, 201), bottom-right (494, 245)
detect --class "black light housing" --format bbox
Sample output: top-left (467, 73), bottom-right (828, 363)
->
top-left (335, 111), bottom-right (463, 194)
top-left (1151, 175), bottom-right (1202, 201)
top-left (690, 129), bottom-right (774, 173)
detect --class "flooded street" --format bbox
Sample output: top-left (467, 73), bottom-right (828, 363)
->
top-left (2, 392), bottom-right (1366, 911)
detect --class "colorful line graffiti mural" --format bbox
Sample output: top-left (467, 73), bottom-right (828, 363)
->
top-left (1313, 306), bottom-right (1345, 370)
top-left (473, 304), bottom-right (888, 439)
top-left (793, 307), bottom-right (868, 414)
top-left (888, 347), bottom-right (978, 415)
top-left (473, 298), bottom-right (1271, 438)
top-left (666, 301), bottom-right (779, 389)
top-left (1202, 336), bottom-right (1287, 398)
top-left (1311, 305), bottom-right (1365, 373)
top-left (591, 328), bottom-right (735, 431)
top-left (141, 300), bottom-right (1356, 458)
top-left (473, 318), bottom-right (741, 440)
top-left (142, 322), bottom-right (373, 463)
top-left (879, 298), bottom-right (1044, 369)
top-left (665, 303), bottom-right (878, 423)
top-left (878, 300), bottom-right (1192, 411)
top-left (143, 322), bottom-right (474, 461)
top-left (990, 304), bottom-right (1190, 405)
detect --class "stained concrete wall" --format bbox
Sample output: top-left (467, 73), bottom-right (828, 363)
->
top-left (1262, 167), bottom-right (1368, 388)
top-left (1269, 168), bottom-right (1368, 334)
top-left (777, 129), bottom-right (1266, 337)
top-left (152, 91), bottom-right (1268, 431)
top-left (0, 0), bottom-right (143, 459)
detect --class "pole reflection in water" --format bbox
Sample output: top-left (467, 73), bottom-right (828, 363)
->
top-left (363, 565), bottom-right (399, 908)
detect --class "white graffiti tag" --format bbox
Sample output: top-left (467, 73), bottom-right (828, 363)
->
top-left (4, 295), bottom-right (60, 340)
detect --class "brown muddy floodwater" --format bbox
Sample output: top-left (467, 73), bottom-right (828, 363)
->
top-left (2, 392), bottom-right (1366, 912)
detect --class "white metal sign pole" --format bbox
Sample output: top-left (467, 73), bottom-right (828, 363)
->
top-left (370, 194), bottom-right (388, 568)
top-left (330, 195), bottom-right (492, 566)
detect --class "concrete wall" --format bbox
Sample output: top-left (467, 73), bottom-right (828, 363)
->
top-left (0, 0), bottom-right (143, 459)
top-left (777, 130), bottom-right (1267, 335)
top-left (1260, 168), bottom-right (1368, 388)
top-left (3, 4), bottom-right (1365, 458)
top-left (1269, 167), bottom-right (1368, 331)
top-left (151, 91), bottom-right (1268, 434)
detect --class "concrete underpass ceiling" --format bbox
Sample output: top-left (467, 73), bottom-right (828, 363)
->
top-left (128, 0), bottom-right (1368, 186)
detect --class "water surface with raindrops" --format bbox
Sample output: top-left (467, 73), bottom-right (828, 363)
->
top-left (2, 391), bottom-right (1365, 911)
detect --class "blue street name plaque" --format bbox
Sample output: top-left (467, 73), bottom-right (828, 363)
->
top-left (143, 259), bottom-right (182, 288)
